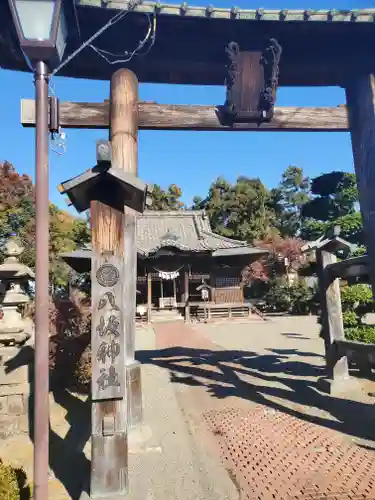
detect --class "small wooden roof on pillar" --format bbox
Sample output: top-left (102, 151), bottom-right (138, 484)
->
top-left (1, 1), bottom-right (375, 86)
top-left (61, 210), bottom-right (266, 273)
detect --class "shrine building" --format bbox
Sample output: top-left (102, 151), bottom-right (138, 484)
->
top-left (62, 210), bottom-right (266, 322)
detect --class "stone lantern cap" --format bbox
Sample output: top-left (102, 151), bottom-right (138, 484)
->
top-left (0, 239), bottom-right (34, 279)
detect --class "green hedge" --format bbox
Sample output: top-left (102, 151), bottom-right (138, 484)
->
top-left (341, 284), bottom-right (375, 344)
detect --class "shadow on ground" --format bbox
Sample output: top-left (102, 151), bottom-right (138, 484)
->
top-left (137, 344), bottom-right (375, 443)
top-left (5, 345), bottom-right (90, 500)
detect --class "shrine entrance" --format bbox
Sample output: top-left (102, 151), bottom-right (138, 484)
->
top-left (154, 269), bottom-right (181, 310)
top-left (18, 4), bottom-right (375, 499)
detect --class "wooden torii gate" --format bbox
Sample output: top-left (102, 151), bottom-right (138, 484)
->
top-left (21, 74), bottom-right (375, 292)
top-left (21, 39), bottom-right (375, 500)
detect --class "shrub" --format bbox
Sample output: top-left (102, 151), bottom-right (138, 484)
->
top-left (73, 343), bottom-right (91, 391)
top-left (346, 325), bottom-right (375, 344)
top-left (341, 284), bottom-right (373, 310)
top-left (27, 291), bottom-right (91, 392)
top-left (0, 460), bottom-right (31, 500)
top-left (264, 278), bottom-right (315, 314)
top-left (341, 284), bottom-right (375, 344)
top-left (342, 310), bottom-right (359, 328)
top-left (0, 460), bottom-right (20, 500)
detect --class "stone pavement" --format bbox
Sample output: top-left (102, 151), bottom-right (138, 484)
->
top-left (149, 318), bottom-right (375, 500)
top-left (2, 317), bottom-right (375, 499)
top-left (0, 324), bottom-right (238, 500)
top-left (125, 324), bottom-right (237, 500)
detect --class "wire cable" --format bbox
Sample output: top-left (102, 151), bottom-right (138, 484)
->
top-left (51, 8), bottom-right (129, 77)
top-left (89, 13), bottom-right (156, 65)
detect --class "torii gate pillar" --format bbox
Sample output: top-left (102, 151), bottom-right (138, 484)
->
top-left (80, 69), bottom-right (142, 499)
top-left (110, 69), bottom-right (143, 430)
top-left (346, 74), bottom-right (375, 297)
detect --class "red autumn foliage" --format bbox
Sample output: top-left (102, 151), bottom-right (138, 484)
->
top-left (0, 161), bottom-right (35, 208)
top-left (256, 235), bottom-right (306, 268)
top-left (242, 235), bottom-right (306, 285)
top-left (243, 260), bottom-right (269, 283)
top-left (0, 162), bottom-right (36, 259)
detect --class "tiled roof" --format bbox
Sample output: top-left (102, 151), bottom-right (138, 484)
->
top-left (136, 210), bottom-right (262, 257)
top-left (87, 1), bottom-right (375, 23)
top-left (61, 210), bottom-right (265, 269)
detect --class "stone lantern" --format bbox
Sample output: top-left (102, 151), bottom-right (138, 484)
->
top-left (0, 239), bottom-right (34, 346)
top-left (0, 238), bottom-right (35, 431)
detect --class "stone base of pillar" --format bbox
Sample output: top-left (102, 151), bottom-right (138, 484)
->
top-left (125, 360), bottom-right (143, 428)
top-left (317, 375), bottom-right (361, 397)
top-left (0, 346), bottom-right (32, 438)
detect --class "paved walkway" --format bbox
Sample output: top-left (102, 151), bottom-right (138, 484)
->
top-left (149, 319), bottom-right (375, 500)
top-left (0, 324), bottom-right (238, 500)
top-left (2, 318), bottom-right (375, 499)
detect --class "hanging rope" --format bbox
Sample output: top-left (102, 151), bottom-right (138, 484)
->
top-left (153, 265), bottom-right (184, 280)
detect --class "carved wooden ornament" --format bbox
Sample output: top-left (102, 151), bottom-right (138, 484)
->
top-left (223, 39), bottom-right (282, 124)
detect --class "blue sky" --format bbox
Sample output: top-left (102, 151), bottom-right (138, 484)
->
top-left (0, 0), bottom-right (372, 213)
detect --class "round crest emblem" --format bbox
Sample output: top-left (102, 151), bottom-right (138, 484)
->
top-left (96, 264), bottom-right (119, 287)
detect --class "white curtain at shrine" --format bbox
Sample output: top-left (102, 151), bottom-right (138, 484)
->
top-left (157, 270), bottom-right (180, 280)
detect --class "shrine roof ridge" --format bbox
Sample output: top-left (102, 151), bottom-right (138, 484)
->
top-left (136, 209), bottom-right (257, 255)
top-left (83, 1), bottom-right (375, 23)
top-left (60, 209), bottom-right (267, 272)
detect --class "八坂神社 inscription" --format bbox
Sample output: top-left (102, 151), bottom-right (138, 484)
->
top-left (97, 365), bottom-right (121, 391)
top-left (97, 339), bottom-right (120, 364)
top-left (96, 315), bottom-right (121, 337)
top-left (92, 257), bottom-right (124, 400)
top-left (98, 291), bottom-right (120, 311)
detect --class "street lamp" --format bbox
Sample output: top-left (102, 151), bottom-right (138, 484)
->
top-left (7, 2), bottom-right (67, 500)
top-left (8, 0), bottom-right (67, 65)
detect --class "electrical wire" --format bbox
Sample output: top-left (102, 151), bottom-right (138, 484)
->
top-left (50, 8), bottom-right (129, 77)
top-left (72, 0), bottom-right (82, 44)
top-left (17, 0), bottom-right (153, 156)
top-left (89, 12), bottom-right (152, 58)
top-left (49, 3), bottom-right (142, 155)
top-left (20, 47), bottom-right (35, 73)
top-left (89, 13), bottom-right (156, 65)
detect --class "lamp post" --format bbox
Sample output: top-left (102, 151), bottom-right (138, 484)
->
top-left (7, 2), bottom-right (67, 499)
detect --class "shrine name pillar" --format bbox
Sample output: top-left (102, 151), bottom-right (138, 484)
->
top-left (89, 197), bottom-right (127, 498)
top-left (346, 74), bottom-right (375, 296)
top-left (110, 69), bottom-right (142, 430)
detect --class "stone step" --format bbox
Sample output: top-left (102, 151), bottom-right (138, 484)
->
top-left (151, 310), bottom-right (184, 323)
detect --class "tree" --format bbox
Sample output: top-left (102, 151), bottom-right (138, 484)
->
top-left (0, 161), bottom-right (90, 292)
top-left (49, 204), bottom-right (90, 291)
top-left (192, 176), bottom-right (275, 242)
top-left (270, 166), bottom-right (310, 237)
top-left (149, 184), bottom-right (184, 210)
top-left (242, 235), bottom-right (305, 285)
top-left (0, 161), bottom-right (36, 266)
top-left (301, 171), bottom-right (362, 245)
